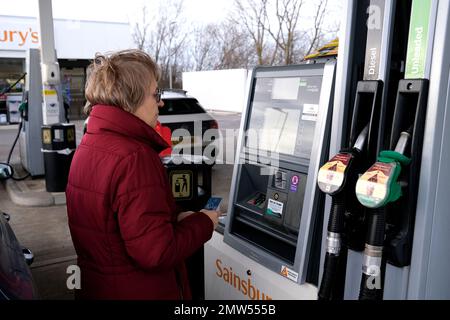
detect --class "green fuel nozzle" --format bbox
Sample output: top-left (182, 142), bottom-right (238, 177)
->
top-left (355, 130), bottom-right (412, 209)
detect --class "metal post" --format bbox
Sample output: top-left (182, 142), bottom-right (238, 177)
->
top-left (37, 0), bottom-right (62, 125)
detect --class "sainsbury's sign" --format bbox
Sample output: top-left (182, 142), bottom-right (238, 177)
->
top-left (0, 26), bottom-right (39, 49)
top-left (0, 22), bottom-right (40, 50)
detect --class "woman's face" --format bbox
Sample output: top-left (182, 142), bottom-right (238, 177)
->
top-left (133, 79), bottom-right (164, 128)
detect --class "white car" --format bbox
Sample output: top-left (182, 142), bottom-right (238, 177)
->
top-left (158, 89), bottom-right (219, 164)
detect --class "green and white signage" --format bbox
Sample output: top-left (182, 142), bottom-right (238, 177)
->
top-left (405, 0), bottom-right (433, 79)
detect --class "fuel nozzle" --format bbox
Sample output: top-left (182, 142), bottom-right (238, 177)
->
top-left (353, 124), bottom-right (369, 152)
top-left (355, 127), bottom-right (412, 209)
top-left (317, 124), bottom-right (369, 196)
top-left (394, 127), bottom-right (413, 155)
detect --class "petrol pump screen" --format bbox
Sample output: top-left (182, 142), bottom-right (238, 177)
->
top-left (246, 76), bottom-right (323, 159)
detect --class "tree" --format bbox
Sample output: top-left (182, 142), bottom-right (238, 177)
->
top-left (189, 21), bottom-right (254, 71)
top-left (229, 0), bottom-right (333, 66)
top-left (231, 0), bottom-right (274, 65)
top-left (132, 6), bottom-right (149, 51)
top-left (303, 0), bottom-right (329, 58)
top-left (133, 0), bottom-right (338, 74)
top-left (191, 24), bottom-right (220, 71)
top-left (132, 0), bottom-right (187, 88)
top-left (215, 20), bottom-right (255, 69)
top-left (267, 0), bottom-right (304, 65)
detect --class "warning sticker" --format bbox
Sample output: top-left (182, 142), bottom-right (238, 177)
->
top-left (42, 128), bottom-right (52, 144)
top-left (355, 162), bottom-right (395, 208)
top-left (170, 171), bottom-right (192, 199)
top-left (317, 153), bottom-right (352, 194)
top-left (266, 199), bottom-right (284, 218)
top-left (280, 265), bottom-right (299, 282)
top-left (67, 128), bottom-right (75, 143)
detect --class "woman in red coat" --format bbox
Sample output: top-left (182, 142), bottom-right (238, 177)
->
top-left (66, 49), bottom-right (219, 300)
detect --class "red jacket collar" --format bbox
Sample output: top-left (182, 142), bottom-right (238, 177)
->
top-left (87, 105), bottom-right (169, 153)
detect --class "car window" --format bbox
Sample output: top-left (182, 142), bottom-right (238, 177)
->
top-left (159, 98), bottom-right (206, 116)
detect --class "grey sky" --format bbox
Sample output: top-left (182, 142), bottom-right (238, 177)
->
top-left (3, 0), bottom-right (342, 31)
top-left (3, 0), bottom-right (234, 24)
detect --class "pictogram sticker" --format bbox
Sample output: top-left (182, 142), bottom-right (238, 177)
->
top-left (42, 128), bottom-right (52, 144)
top-left (170, 171), bottom-right (193, 199)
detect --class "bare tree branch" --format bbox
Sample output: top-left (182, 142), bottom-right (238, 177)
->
top-left (265, 0), bottom-right (304, 65)
top-left (132, 6), bottom-right (149, 50)
top-left (133, 0), bottom-right (336, 75)
top-left (132, 0), bottom-right (188, 87)
top-left (304, 0), bottom-right (328, 58)
top-left (231, 0), bottom-right (271, 65)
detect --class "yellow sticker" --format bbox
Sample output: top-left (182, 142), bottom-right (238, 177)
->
top-left (170, 171), bottom-right (193, 199)
top-left (42, 129), bottom-right (52, 144)
top-left (43, 89), bottom-right (57, 95)
top-left (67, 128), bottom-right (75, 142)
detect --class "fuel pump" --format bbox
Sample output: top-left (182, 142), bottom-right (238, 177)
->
top-left (355, 0), bottom-right (433, 300)
top-left (322, 0), bottom-right (450, 300)
top-left (317, 0), bottom-right (405, 300)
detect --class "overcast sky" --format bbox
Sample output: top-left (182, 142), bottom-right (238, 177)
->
top-left (3, 0), bottom-right (342, 28)
top-left (3, 0), bottom-right (234, 24)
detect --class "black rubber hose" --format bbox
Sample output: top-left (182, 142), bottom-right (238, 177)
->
top-left (366, 208), bottom-right (386, 246)
top-left (318, 195), bottom-right (346, 300)
top-left (318, 252), bottom-right (341, 300)
top-left (4, 119), bottom-right (30, 181)
top-left (359, 273), bottom-right (383, 300)
top-left (359, 208), bottom-right (386, 300)
top-left (7, 120), bottom-right (23, 164)
top-left (328, 195), bottom-right (345, 233)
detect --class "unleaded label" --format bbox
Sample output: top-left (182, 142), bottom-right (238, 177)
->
top-left (405, 0), bottom-right (432, 79)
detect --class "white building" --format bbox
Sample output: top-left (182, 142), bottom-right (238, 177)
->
top-left (183, 69), bottom-right (249, 113)
top-left (0, 15), bottom-right (133, 120)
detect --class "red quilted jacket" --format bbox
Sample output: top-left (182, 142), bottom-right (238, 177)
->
top-left (66, 105), bottom-right (213, 300)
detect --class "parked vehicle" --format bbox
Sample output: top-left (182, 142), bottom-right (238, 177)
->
top-left (0, 212), bottom-right (38, 300)
top-left (158, 89), bottom-right (219, 164)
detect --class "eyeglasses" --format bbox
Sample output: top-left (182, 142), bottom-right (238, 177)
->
top-left (153, 88), bottom-right (163, 103)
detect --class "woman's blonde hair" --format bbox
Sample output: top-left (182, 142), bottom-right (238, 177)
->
top-left (84, 49), bottom-right (160, 114)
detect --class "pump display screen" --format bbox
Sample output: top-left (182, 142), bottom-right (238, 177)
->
top-left (246, 76), bottom-right (322, 159)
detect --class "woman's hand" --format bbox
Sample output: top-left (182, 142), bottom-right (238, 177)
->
top-left (200, 209), bottom-right (221, 229)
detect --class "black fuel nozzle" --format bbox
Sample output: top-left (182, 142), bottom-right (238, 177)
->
top-left (317, 124), bottom-right (369, 197)
top-left (318, 124), bottom-right (370, 300)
